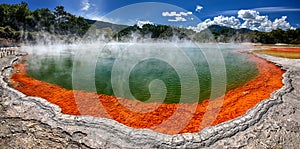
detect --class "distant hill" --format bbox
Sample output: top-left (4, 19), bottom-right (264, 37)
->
top-left (196, 25), bottom-right (255, 42)
top-left (113, 24), bottom-right (194, 41)
top-left (115, 23), bottom-right (300, 44)
top-left (204, 25), bottom-right (253, 35)
top-left (114, 24), bottom-right (253, 42)
top-left (85, 19), bottom-right (128, 32)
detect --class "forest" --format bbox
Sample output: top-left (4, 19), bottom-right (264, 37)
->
top-left (0, 2), bottom-right (300, 45)
top-left (0, 2), bottom-right (90, 44)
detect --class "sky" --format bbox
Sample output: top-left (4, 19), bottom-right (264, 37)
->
top-left (1, 0), bottom-right (300, 32)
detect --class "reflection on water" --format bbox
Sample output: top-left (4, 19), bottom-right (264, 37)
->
top-left (25, 43), bottom-right (258, 103)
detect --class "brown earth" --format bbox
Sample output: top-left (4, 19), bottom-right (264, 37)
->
top-left (254, 47), bottom-right (300, 59)
top-left (268, 47), bottom-right (300, 53)
top-left (10, 52), bottom-right (284, 134)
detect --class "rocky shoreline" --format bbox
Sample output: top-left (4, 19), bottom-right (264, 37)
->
top-left (0, 50), bottom-right (299, 148)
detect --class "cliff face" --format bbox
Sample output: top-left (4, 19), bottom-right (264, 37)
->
top-left (0, 50), bottom-right (300, 148)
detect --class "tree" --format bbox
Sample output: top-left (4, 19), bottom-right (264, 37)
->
top-left (54, 6), bottom-right (67, 23)
top-left (0, 4), bottom-right (10, 27)
top-left (32, 8), bottom-right (55, 31)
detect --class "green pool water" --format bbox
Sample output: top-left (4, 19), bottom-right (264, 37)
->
top-left (24, 43), bottom-right (258, 104)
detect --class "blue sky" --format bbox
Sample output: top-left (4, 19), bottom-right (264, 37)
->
top-left (1, 0), bottom-right (300, 31)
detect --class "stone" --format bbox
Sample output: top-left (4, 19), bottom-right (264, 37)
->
top-left (0, 49), bottom-right (299, 148)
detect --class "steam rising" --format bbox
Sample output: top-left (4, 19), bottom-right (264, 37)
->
top-left (18, 2), bottom-right (256, 134)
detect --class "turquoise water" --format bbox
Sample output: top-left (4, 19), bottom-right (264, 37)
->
top-left (24, 43), bottom-right (258, 103)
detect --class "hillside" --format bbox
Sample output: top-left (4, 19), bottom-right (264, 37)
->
top-left (0, 2), bottom-right (299, 45)
top-left (115, 23), bottom-right (300, 44)
top-left (85, 19), bottom-right (128, 32)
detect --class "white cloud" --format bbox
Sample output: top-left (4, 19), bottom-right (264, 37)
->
top-left (168, 16), bottom-right (187, 22)
top-left (162, 11), bottom-right (192, 22)
top-left (238, 10), bottom-right (262, 20)
top-left (188, 16), bottom-right (240, 32)
top-left (272, 16), bottom-right (292, 30)
top-left (238, 10), bottom-right (270, 31)
top-left (195, 5), bottom-right (203, 12)
top-left (237, 10), bottom-right (294, 32)
top-left (213, 16), bottom-right (241, 28)
top-left (137, 20), bottom-right (154, 28)
top-left (257, 20), bottom-right (273, 32)
top-left (187, 19), bottom-right (212, 31)
top-left (162, 11), bottom-right (193, 17)
top-left (189, 9), bottom-right (295, 32)
top-left (81, 0), bottom-right (90, 11)
top-left (162, 11), bottom-right (175, 17)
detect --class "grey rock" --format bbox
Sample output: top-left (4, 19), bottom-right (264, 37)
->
top-left (0, 48), bottom-right (299, 148)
